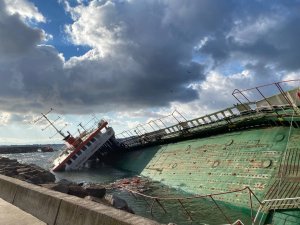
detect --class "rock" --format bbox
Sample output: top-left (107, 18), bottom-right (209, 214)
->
top-left (40, 183), bottom-right (69, 194)
top-left (16, 168), bottom-right (32, 173)
top-left (42, 179), bottom-right (106, 200)
top-left (83, 184), bottom-right (106, 198)
top-left (25, 175), bottom-right (45, 185)
top-left (68, 185), bottom-right (88, 198)
top-left (38, 171), bottom-right (55, 183)
top-left (24, 172), bottom-right (55, 185)
top-left (57, 178), bottom-right (75, 186)
top-left (0, 157), bottom-right (55, 184)
top-left (1, 170), bottom-right (18, 177)
top-left (84, 195), bottom-right (104, 204)
top-left (104, 194), bottom-right (134, 214)
top-left (41, 179), bottom-right (106, 200)
top-left (0, 157), bottom-right (17, 163)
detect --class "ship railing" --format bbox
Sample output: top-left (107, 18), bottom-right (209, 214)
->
top-left (116, 106), bottom-right (297, 149)
top-left (232, 79), bottom-right (300, 116)
top-left (253, 196), bottom-right (300, 225)
top-left (115, 106), bottom-right (242, 147)
top-left (115, 104), bottom-right (261, 148)
top-left (116, 80), bottom-right (300, 148)
top-left (116, 109), bottom-right (235, 148)
top-left (123, 186), bottom-right (262, 225)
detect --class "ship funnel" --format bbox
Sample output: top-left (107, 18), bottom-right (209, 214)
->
top-left (63, 131), bottom-right (82, 147)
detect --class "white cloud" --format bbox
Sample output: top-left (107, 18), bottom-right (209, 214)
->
top-left (4, 0), bottom-right (45, 23)
top-left (282, 71), bottom-right (300, 88)
top-left (168, 70), bottom-right (261, 120)
top-left (283, 71), bottom-right (300, 82)
top-left (64, 1), bottom-right (130, 55)
top-left (228, 16), bottom-right (280, 44)
top-left (0, 112), bottom-right (11, 126)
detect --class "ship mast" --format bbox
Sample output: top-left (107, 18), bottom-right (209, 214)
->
top-left (78, 122), bottom-right (87, 132)
top-left (33, 108), bottom-right (67, 139)
top-left (41, 112), bottom-right (66, 138)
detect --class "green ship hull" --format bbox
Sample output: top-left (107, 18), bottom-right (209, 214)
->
top-left (107, 82), bottom-right (300, 224)
top-left (110, 125), bottom-right (299, 223)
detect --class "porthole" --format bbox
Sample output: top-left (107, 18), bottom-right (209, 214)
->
top-left (275, 134), bottom-right (285, 142)
top-left (212, 160), bottom-right (221, 168)
top-left (171, 163), bottom-right (177, 169)
top-left (225, 139), bottom-right (234, 146)
top-left (261, 160), bottom-right (272, 168)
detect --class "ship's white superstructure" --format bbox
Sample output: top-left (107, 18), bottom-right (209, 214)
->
top-left (52, 121), bottom-right (114, 171)
top-left (34, 110), bottom-right (115, 172)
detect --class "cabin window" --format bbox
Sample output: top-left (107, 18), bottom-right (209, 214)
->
top-left (72, 155), bottom-right (77, 160)
top-left (67, 160), bottom-right (72, 165)
top-left (87, 142), bottom-right (92, 147)
top-left (77, 151), bottom-right (82, 155)
top-left (91, 138), bottom-right (96, 142)
top-left (82, 146), bottom-right (87, 151)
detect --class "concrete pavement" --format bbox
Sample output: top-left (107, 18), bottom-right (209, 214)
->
top-left (0, 197), bottom-right (46, 225)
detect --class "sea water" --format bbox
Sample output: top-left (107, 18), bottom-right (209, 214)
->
top-left (1, 152), bottom-right (252, 225)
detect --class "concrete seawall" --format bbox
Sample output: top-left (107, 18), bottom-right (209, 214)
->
top-left (0, 174), bottom-right (161, 225)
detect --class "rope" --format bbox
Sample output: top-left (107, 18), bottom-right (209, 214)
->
top-left (122, 186), bottom-right (262, 224)
top-left (123, 186), bottom-right (249, 201)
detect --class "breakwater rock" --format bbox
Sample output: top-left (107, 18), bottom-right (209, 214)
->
top-left (0, 145), bottom-right (54, 154)
top-left (0, 156), bottom-right (134, 214)
top-left (41, 181), bottom-right (107, 199)
top-left (0, 157), bottom-right (55, 184)
top-left (42, 181), bottom-right (134, 214)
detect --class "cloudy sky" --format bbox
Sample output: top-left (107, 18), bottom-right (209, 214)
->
top-left (0, 0), bottom-right (299, 144)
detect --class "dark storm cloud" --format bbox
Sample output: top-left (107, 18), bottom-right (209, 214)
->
top-left (200, 0), bottom-right (300, 72)
top-left (63, 57), bottom-right (203, 109)
top-left (0, 0), bottom-right (212, 114)
top-left (0, 1), bottom-right (66, 113)
top-left (58, 0), bottom-right (239, 112)
top-left (0, 0), bottom-right (300, 115)
top-left (0, 2), bottom-right (43, 55)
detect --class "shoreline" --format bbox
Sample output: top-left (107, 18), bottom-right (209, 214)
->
top-left (0, 156), bottom-right (134, 213)
top-left (0, 173), bottom-right (162, 225)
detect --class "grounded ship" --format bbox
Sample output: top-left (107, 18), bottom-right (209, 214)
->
top-left (42, 80), bottom-right (300, 224)
top-left (35, 110), bottom-right (117, 171)
top-left (52, 120), bottom-right (115, 171)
